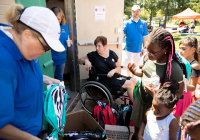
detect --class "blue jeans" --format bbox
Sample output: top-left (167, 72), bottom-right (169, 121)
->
top-left (53, 63), bottom-right (65, 81)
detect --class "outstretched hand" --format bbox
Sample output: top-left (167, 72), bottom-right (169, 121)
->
top-left (128, 62), bottom-right (137, 75)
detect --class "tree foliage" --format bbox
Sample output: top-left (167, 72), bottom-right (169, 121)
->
top-left (124, 0), bottom-right (200, 24)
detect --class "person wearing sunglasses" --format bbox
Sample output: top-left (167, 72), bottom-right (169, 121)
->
top-left (128, 29), bottom-right (186, 140)
top-left (0, 5), bottom-right (65, 140)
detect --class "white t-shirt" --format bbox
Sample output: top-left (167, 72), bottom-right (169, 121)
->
top-left (143, 109), bottom-right (175, 140)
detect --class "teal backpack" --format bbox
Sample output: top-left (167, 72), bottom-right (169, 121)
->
top-left (43, 84), bottom-right (68, 140)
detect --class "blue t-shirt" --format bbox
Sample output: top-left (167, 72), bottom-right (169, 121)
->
top-left (0, 24), bottom-right (43, 139)
top-left (51, 24), bottom-right (69, 65)
top-left (123, 18), bottom-right (148, 53)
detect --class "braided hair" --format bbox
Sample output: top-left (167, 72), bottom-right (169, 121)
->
top-left (181, 99), bottom-right (200, 140)
top-left (153, 80), bottom-right (179, 109)
top-left (148, 28), bottom-right (187, 82)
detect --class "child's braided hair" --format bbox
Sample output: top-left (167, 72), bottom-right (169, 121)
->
top-left (181, 99), bottom-right (200, 140)
top-left (148, 28), bottom-right (187, 82)
top-left (154, 79), bottom-right (179, 109)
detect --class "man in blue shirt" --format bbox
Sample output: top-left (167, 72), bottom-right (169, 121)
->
top-left (123, 5), bottom-right (148, 76)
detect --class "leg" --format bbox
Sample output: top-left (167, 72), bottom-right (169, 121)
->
top-left (135, 127), bottom-right (139, 140)
top-left (121, 50), bottom-right (132, 76)
top-left (133, 53), bottom-right (142, 67)
top-left (122, 80), bottom-right (135, 100)
top-left (54, 63), bottom-right (66, 81)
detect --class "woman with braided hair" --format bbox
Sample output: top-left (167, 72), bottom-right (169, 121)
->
top-left (179, 99), bottom-right (200, 140)
top-left (138, 80), bottom-right (180, 140)
top-left (174, 37), bottom-right (200, 124)
top-left (128, 28), bottom-right (186, 139)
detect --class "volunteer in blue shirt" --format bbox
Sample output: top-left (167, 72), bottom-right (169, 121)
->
top-left (51, 7), bottom-right (70, 81)
top-left (51, 7), bottom-right (71, 100)
top-left (0, 5), bottom-right (65, 140)
top-left (123, 5), bottom-right (148, 76)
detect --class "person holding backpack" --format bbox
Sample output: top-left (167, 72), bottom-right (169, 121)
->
top-left (128, 29), bottom-right (186, 140)
top-left (0, 4), bottom-right (64, 140)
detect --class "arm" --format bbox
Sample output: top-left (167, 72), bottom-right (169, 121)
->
top-left (169, 119), bottom-right (179, 140)
top-left (187, 63), bottom-right (200, 92)
top-left (107, 60), bottom-right (121, 78)
top-left (143, 36), bottom-right (146, 47)
top-left (123, 22), bottom-right (127, 35)
top-left (0, 124), bottom-right (40, 140)
top-left (78, 56), bottom-right (92, 71)
top-left (187, 77), bottom-right (198, 92)
top-left (43, 75), bottom-right (60, 85)
top-left (138, 110), bottom-right (149, 140)
top-left (176, 81), bottom-right (184, 99)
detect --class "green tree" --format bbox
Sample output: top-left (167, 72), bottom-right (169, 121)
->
top-left (124, 0), bottom-right (135, 19)
top-left (138, 0), bottom-right (165, 25)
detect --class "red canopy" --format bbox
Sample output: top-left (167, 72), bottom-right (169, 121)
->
top-left (172, 8), bottom-right (200, 20)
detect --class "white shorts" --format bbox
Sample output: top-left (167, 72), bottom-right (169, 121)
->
top-left (121, 50), bottom-right (142, 67)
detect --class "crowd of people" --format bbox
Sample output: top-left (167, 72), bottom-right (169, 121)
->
top-left (0, 3), bottom-right (200, 140)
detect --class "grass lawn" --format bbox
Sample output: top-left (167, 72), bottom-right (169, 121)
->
top-left (172, 26), bottom-right (200, 50)
top-left (153, 25), bottom-right (200, 50)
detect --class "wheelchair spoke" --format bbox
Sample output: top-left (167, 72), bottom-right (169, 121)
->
top-left (79, 81), bottom-right (113, 115)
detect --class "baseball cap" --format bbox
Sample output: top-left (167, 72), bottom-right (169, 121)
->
top-left (18, 6), bottom-right (65, 53)
top-left (132, 5), bottom-right (140, 11)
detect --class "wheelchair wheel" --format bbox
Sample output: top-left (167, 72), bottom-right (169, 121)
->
top-left (79, 81), bottom-right (113, 115)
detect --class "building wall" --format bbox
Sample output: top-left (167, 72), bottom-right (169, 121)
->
top-left (0, 0), bottom-right (15, 24)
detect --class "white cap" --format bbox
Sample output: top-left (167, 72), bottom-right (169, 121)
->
top-left (132, 5), bottom-right (140, 11)
top-left (19, 6), bottom-right (65, 53)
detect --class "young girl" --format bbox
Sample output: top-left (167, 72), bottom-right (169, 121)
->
top-left (128, 28), bottom-right (186, 139)
top-left (180, 99), bottom-right (200, 140)
top-left (174, 37), bottom-right (200, 124)
top-left (138, 80), bottom-right (179, 140)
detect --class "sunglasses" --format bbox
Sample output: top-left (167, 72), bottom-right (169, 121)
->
top-left (36, 36), bottom-right (50, 52)
top-left (146, 47), bottom-right (167, 57)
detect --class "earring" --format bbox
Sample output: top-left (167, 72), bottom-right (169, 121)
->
top-left (165, 52), bottom-right (167, 54)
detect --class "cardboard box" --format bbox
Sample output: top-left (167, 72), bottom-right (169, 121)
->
top-left (59, 110), bottom-right (105, 140)
top-left (105, 125), bottom-right (134, 140)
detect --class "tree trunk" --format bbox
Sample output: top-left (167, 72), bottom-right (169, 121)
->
top-left (150, 7), bottom-right (153, 25)
top-left (164, 0), bottom-right (169, 29)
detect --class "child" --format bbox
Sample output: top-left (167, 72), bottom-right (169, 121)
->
top-left (180, 99), bottom-right (200, 140)
top-left (128, 28), bottom-right (186, 139)
top-left (138, 80), bottom-right (179, 140)
top-left (174, 37), bottom-right (200, 124)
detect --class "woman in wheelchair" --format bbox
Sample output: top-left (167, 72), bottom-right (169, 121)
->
top-left (78, 36), bottom-right (138, 100)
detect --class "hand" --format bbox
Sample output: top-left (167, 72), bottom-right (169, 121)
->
top-left (144, 83), bottom-right (161, 97)
top-left (85, 59), bottom-right (92, 71)
top-left (140, 49), bottom-right (145, 57)
top-left (138, 135), bottom-right (144, 140)
top-left (107, 69), bottom-right (115, 78)
top-left (128, 62), bottom-right (137, 75)
top-left (43, 75), bottom-right (60, 85)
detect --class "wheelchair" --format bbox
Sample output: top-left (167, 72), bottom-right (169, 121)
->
top-left (79, 66), bottom-right (132, 115)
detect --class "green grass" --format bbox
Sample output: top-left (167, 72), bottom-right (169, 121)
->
top-left (172, 26), bottom-right (200, 49)
top-left (173, 34), bottom-right (200, 49)
top-left (153, 25), bottom-right (200, 50)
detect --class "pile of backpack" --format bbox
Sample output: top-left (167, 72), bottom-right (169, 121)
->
top-left (93, 101), bottom-right (134, 129)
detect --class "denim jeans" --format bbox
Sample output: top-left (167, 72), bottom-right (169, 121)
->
top-left (53, 63), bottom-right (65, 81)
